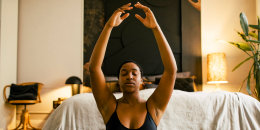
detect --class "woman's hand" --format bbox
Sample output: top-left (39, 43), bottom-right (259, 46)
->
top-left (188, 0), bottom-right (201, 11)
top-left (106, 3), bottom-right (133, 28)
top-left (134, 2), bottom-right (158, 29)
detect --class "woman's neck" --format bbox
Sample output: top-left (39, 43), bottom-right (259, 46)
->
top-left (120, 92), bottom-right (143, 105)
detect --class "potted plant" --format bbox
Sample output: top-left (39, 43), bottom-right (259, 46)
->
top-left (229, 12), bottom-right (260, 101)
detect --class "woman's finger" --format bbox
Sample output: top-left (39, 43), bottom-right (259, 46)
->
top-left (135, 14), bottom-right (145, 23)
top-left (120, 3), bottom-right (133, 10)
top-left (120, 6), bottom-right (133, 11)
top-left (115, 7), bottom-right (126, 14)
top-left (113, 9), bottom-right (123, 16)
top-left (123, 3), bottom-right (131, 7)
top-left (134, 2), bottom-right (150, 12)
top-left (121, 13), bottom-right (130, 21)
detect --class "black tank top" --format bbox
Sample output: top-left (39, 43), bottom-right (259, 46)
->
top-left (106, 102), bottom-right (157, 130)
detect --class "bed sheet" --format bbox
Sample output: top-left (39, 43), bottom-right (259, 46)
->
top-left (43, 89), bottom-right (260, 130)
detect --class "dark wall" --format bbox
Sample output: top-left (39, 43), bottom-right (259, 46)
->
top-left (84, 0), bottom-right (201, 84)
top-left (181, 0), bottom-right (202, 84)
top-left (103, 0), bottom-right (181, 76)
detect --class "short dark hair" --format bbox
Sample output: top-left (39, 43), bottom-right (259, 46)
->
top-left (117, 60), bottom-right (143, 79)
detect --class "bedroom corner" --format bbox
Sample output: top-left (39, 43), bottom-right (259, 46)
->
top-left (201, 0), bottom-right (258, 94)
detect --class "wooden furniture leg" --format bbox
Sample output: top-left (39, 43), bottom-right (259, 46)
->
top-left (28, 115), bottom-right (38, 130)
top-left (14, 114), bottom-right (23, 130)
top-left (14, 105), bottom-right (40, 130)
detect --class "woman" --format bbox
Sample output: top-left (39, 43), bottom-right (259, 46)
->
top-left (89, 2), bottom-right (177, 130)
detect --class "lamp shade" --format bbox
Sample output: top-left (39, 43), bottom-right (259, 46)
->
top-left (65, 76), bottom-right (82, 84)
top-left (207, 53), bottom-right (228, 84)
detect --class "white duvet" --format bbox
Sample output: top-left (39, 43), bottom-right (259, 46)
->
top-left (43, 89), bottom-right (260, 130)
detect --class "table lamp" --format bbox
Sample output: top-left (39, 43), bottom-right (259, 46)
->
top-left (207, 53), bottom-right (228, 88)
top-left (65, 76), bottom-right (82, 96)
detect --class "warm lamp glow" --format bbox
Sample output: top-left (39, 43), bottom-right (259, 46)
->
top-left (65, 76), bottom-right (82, 96)
top-left (207, 53), bottom-right (228, 84)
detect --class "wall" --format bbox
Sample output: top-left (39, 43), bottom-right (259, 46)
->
top-left (17, 0), bottom-right (83, 127)
top-left (0, 0), bottom-right (18, 129)
top-left (258, 0), bottom-right (260, 16)
top-left (201, 0), bottom-right (256, 92)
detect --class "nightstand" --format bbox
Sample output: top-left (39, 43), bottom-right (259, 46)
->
top-left (53, 97), bottom-right (67, 109)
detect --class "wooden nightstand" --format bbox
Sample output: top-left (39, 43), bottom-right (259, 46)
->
top-left (83, 86), bottom-right (92, 93)
top-left (53, 98), bottom-right (67, 109)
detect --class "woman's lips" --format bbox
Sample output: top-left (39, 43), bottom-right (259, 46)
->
top-left (125, 82), bottom-right (135, 86)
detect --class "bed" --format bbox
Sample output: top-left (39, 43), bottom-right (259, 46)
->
top-left (43, 88), bottom-right (260, 130)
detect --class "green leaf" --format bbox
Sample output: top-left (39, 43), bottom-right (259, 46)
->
top-left (238, 77), bottom-right (248, 92)
top-left (229, 42), bottom-right (251, 51)
top-left (240, 12), bottom-right (249, 36)
top-left (248, 32), bottom-right (258, 39)
top-left (237, 32), bottom-right (247, 41)
top-left (247, 70), bottom-right (252, 95)
top-left (249, 24), bottom-right (260, 30)
top-left (232, 56), bottom-right (253, 72)
top-left (247, 39), bottom-right (260, 43)
top-left (256, 69), bottom-right (260, 99)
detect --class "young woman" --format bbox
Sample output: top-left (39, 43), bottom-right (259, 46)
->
top-left (89, 2), bottom-right (177, 130)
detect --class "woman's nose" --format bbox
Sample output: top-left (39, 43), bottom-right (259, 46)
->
top-left (127, 73), bottom-right (133, 79)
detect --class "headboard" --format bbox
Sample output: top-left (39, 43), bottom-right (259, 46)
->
top-left (84, 0), bottom-right (201, 84)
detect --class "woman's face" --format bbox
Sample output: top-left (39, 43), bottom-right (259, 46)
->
top-left (118, 62), bottom-right (143, 93)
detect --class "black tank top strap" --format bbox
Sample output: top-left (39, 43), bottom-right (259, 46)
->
top-left (115, 100), bottom-right (119, 112)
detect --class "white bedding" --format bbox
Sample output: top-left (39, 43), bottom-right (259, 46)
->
top-left (43, 89), bottom-right (260, 130)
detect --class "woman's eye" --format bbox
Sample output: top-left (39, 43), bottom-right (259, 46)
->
top-left (121, 71), bottom-right (127, 76)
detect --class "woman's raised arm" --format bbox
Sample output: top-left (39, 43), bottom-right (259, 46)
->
top-left (134, 2), bottom-right (177, 124)
top-left (89, 3), bottom-right (132, 123)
